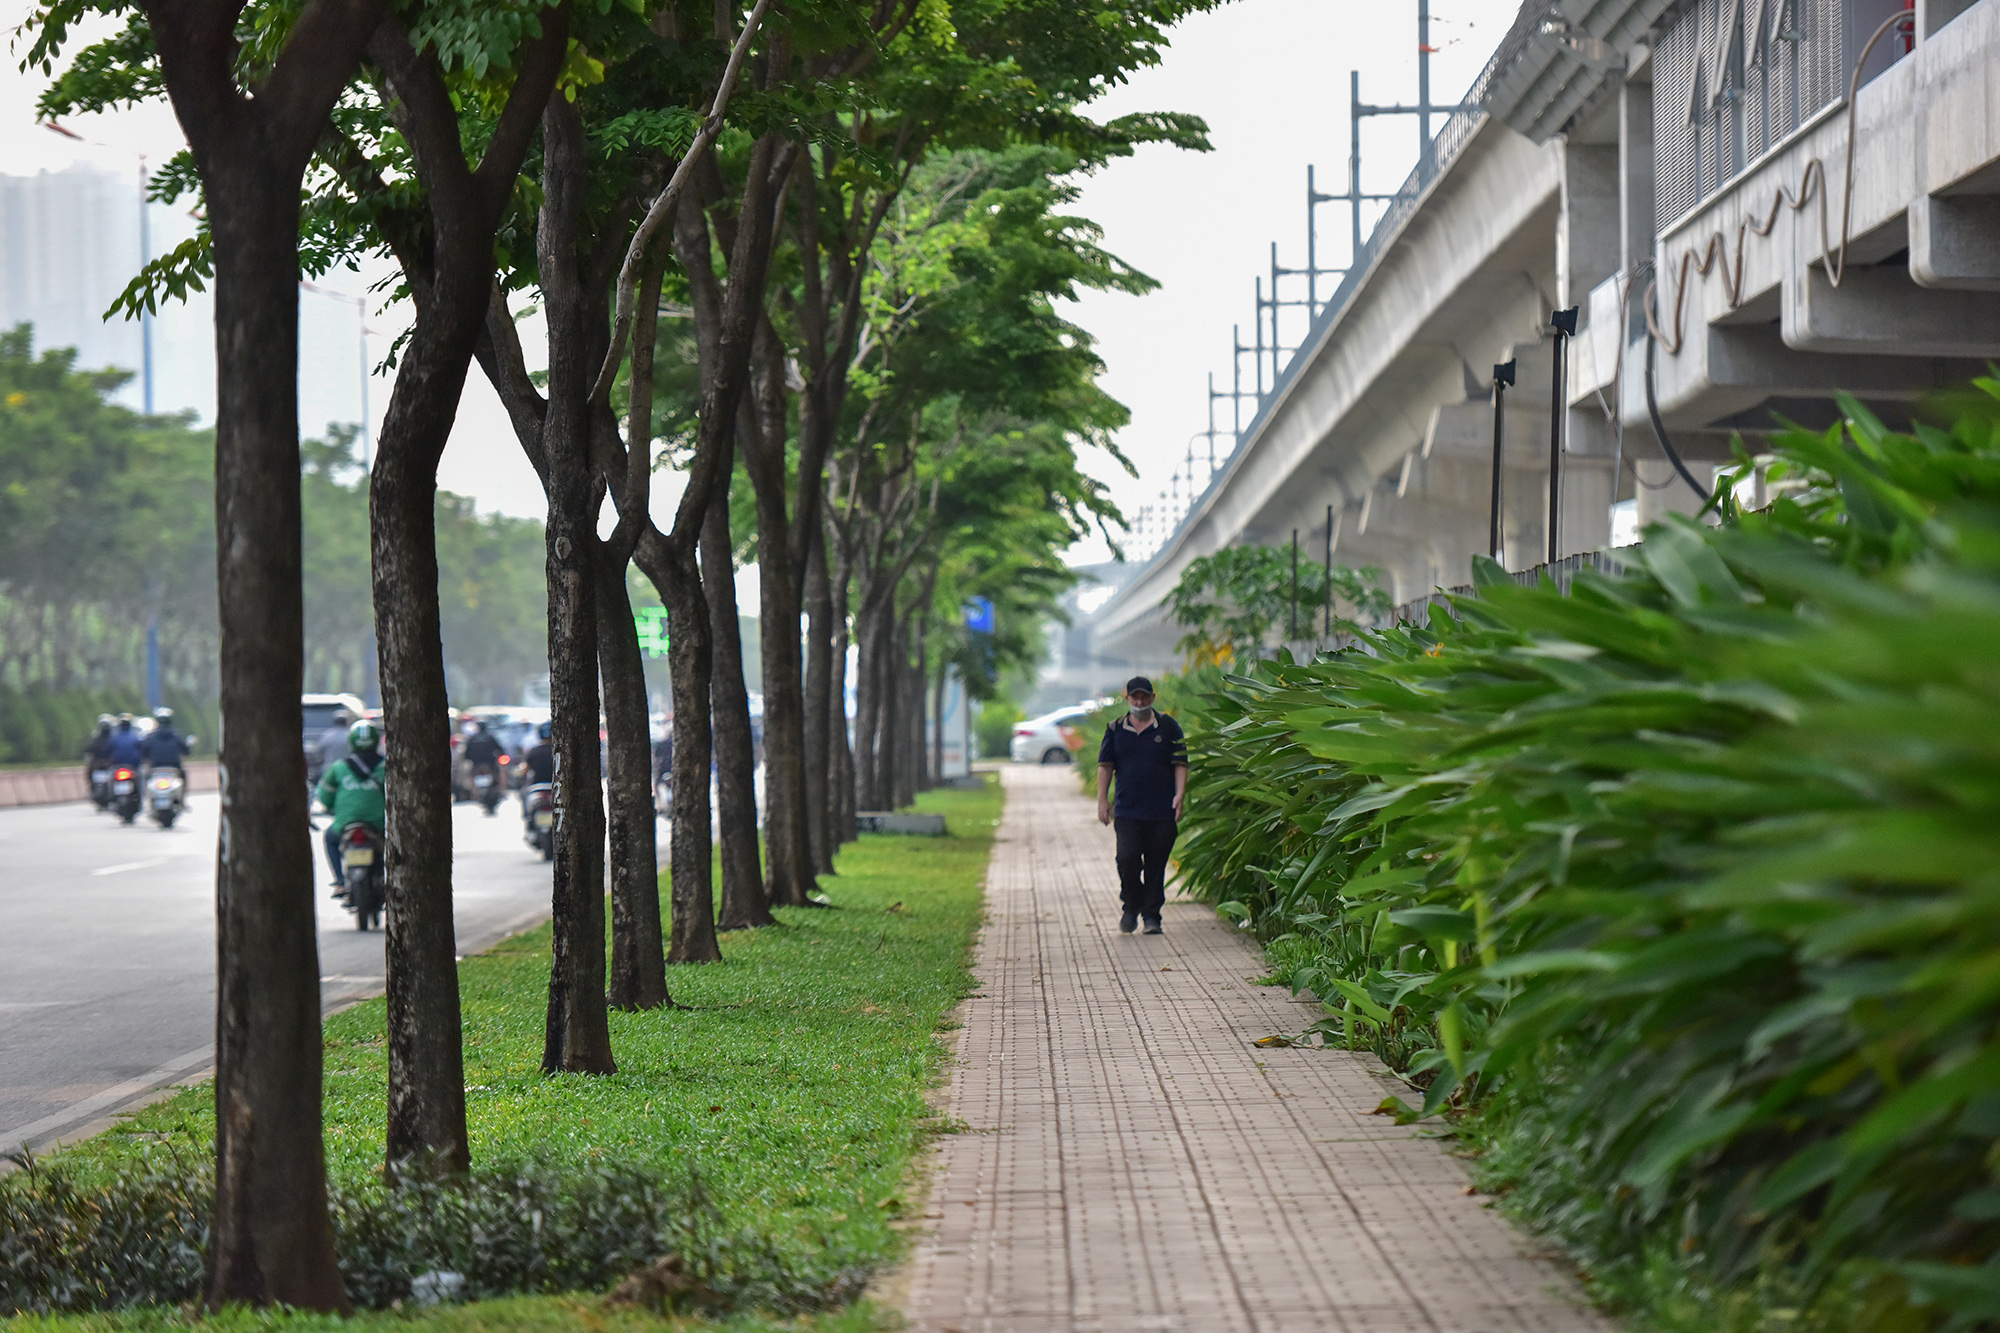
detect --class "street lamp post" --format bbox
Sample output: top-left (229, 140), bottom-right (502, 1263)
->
top-left (299, 279), bottom-right (381, 704)
top-left (298, 280), bottom-right (377, 468)
top-left (138, 155), bottom-right (152, 416)
top-left (44, 123), bottom-right (163, 704)
top-left (1548, 307), bottom-right (1578, 566)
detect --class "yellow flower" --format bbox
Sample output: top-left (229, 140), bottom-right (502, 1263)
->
top-left (4, 391), bottom-right (24, 408)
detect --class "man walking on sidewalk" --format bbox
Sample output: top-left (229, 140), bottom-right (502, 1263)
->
top-left (1097, 676), bottom-right (1188, 935)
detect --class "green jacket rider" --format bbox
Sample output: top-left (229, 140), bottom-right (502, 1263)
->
top-left (315, 719), bottom-right (386, 833)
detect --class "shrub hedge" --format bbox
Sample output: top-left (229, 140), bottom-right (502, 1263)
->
top-left (0, 687), bottom-right (215, 765)
top-left (0, 1154), bottom-right (860, 1316)
top-left (1172, 386), bottom-right (2000, 1327)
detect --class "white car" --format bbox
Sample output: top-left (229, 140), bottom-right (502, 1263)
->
top-left (303, 692), bottom-right (369, 783)
top-left (1010, 704), bottom-right (1098, 765)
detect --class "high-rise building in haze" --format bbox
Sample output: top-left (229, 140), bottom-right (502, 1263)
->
top-left (0, 160), bottom-right (365, 433)
top-left (0, 162), bottom-right (152, 397)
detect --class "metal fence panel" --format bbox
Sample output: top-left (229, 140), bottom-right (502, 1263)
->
top-left (1654, 0), bottom-right (1852, 232)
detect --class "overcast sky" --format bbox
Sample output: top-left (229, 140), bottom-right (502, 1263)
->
top-left (1, 0), bottom-right (1503, 559)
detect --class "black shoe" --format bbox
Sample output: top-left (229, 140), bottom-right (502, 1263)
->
top-left (1142, 918), bottom-right (1162, 935)
top-left (1119, 911), bottom-right (1138, 933)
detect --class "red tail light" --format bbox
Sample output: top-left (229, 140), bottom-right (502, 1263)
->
top-left (497, 754), bottom-right (510, 764)
top-left (114, 767), bottom-right (134, 781)
top-left (1013, 726), bottom-right (1034, 736)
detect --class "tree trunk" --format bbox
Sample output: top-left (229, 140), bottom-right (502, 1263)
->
top-left (537, 98), bottom-right (614, 1075)
top-left (372, 407), bottom-right (468, 1177)
top-left (202, 155), bottom-right (348, 1317)
top-left (643, 532), bottom-right (723, 962)
top-left (629, 130), bottom-right (793, 957)
top-left (829, 546), bottom-right (858, 843)
top-left (148, 0), bottom-right (388, 1307)
top-left (891, 618), bottom-right (916, 810)
top-left (910, 654), bottom-right (928, 796)
top-left (702, 479), bottom-right (771, 930)
top-left (744, 334), bottom-right (815, 906)
top-left (360, 9), bottom-right (568, 1173)
top-left (908, 614), bottom-right (931, 795)
top-left (598, 555), bottom-right (669, 1009)
top-left (851, 586), bottom-right (888, 811)
top-left (931, 661), bottom-right (947, 789)
top-left (801, 529), bottom-right (834, 874)
top-left (874, 601), bottom-right (901, 809)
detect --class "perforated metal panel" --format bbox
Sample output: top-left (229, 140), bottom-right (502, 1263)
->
top-left (1653, 0), bottom-right (1854, 232)
top-left (1655, 3), bottom-right (1704, 226)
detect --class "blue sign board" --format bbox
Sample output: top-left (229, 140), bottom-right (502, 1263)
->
top-left (963, 596), bottom-right (994, 634)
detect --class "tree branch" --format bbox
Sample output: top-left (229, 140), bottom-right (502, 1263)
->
top-left (472, 6), bottom-right (571, 217)
top-left (261, 0), bottom-right (393, 170)
top-left (590, 0), bottom-right (773, 406)
top-left (475, 281), bottom-right (549, 480)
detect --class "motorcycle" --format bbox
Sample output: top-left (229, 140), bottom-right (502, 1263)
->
top-left (522, 783), bottom-right (555, 861)
top-left (472, 761), bottom-right (503, 815)
top-left (338, 822), bottom-right (387, 931)
top-left (90, 766), bottom-right (114, 810)
top-left (110, 766), bottom-right (141, 825)
top-left (147, 768), bottom-right (186, 828)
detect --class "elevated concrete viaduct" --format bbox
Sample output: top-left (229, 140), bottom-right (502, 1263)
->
top-left (1085, 0), bottom-right (2000, 678)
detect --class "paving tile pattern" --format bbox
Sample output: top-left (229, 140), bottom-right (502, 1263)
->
top-left (898, 765), bottom-right (1609, 1333)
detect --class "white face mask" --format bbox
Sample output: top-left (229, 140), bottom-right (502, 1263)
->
top-left (1129, 702), bottom-right (1154, 719)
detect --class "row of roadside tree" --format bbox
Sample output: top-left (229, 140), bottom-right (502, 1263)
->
top-left (19, 0), bottom-right (1216, 1311)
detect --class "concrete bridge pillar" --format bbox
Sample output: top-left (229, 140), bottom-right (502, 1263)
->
top-left (1558, 142), bottom-right (1620, 312)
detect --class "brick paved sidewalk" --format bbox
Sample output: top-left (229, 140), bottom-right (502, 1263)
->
top-left (896, 764), bottom-right (1609, 1333)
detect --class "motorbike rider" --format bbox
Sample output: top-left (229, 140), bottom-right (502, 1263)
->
top-left (520, 720), bottom-right (555, 819)
top-left (313, 719), bottom-right (386, 896)
top-left (462, 718), bottom-right (503, 771)
top-left (652, 728), bottom-right (673, 786)
top-left (142, 707), bottom-right (191, 776)
top-left (84, 715), bottom-right (115, 782)
top-left (316, 708), bottom-right (353, 779)
top-left (106, 714), bottom-right (146, 770)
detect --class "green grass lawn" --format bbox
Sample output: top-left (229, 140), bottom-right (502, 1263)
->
top-left (2, 1298), bottom-right (891, 1333)
top-left (11, 776), bottom-right (1001, 1332)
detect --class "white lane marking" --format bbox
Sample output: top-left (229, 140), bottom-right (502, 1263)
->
top-left (91, 858), bottom-right (169, 877)
top-left (0, 1001), bottom-right (66, 1010)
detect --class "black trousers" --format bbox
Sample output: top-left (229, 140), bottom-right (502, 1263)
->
top-left (1113, 817), bottom-right (1178, 918)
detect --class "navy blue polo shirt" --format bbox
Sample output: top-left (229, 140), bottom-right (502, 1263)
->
top-left (1098, 711), bottom-right (1188, 822)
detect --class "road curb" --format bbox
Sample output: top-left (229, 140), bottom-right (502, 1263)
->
top-left (0, 904), bottom-right (556, 1170)
top-left (0, 1044), bottom-right (216, 1165)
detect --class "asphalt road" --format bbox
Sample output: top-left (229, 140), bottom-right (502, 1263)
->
top-left (0, 790), bottom-right (565, 1156)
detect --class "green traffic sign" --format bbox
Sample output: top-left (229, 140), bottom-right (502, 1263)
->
top-left (635, 605), bottom-right (669, 658)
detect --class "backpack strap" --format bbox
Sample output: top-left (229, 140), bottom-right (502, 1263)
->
top-left (344, 753), bottom-right (383, 786)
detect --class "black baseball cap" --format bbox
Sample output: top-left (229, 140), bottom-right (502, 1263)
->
top-left (1125, 676), bottom-right (1154, 695)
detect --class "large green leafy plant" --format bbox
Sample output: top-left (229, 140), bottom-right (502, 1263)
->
top-left (1167, 544), bottom-right (1390, 666)
top-left (1173, 386), bottom-right (2000, 1325)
